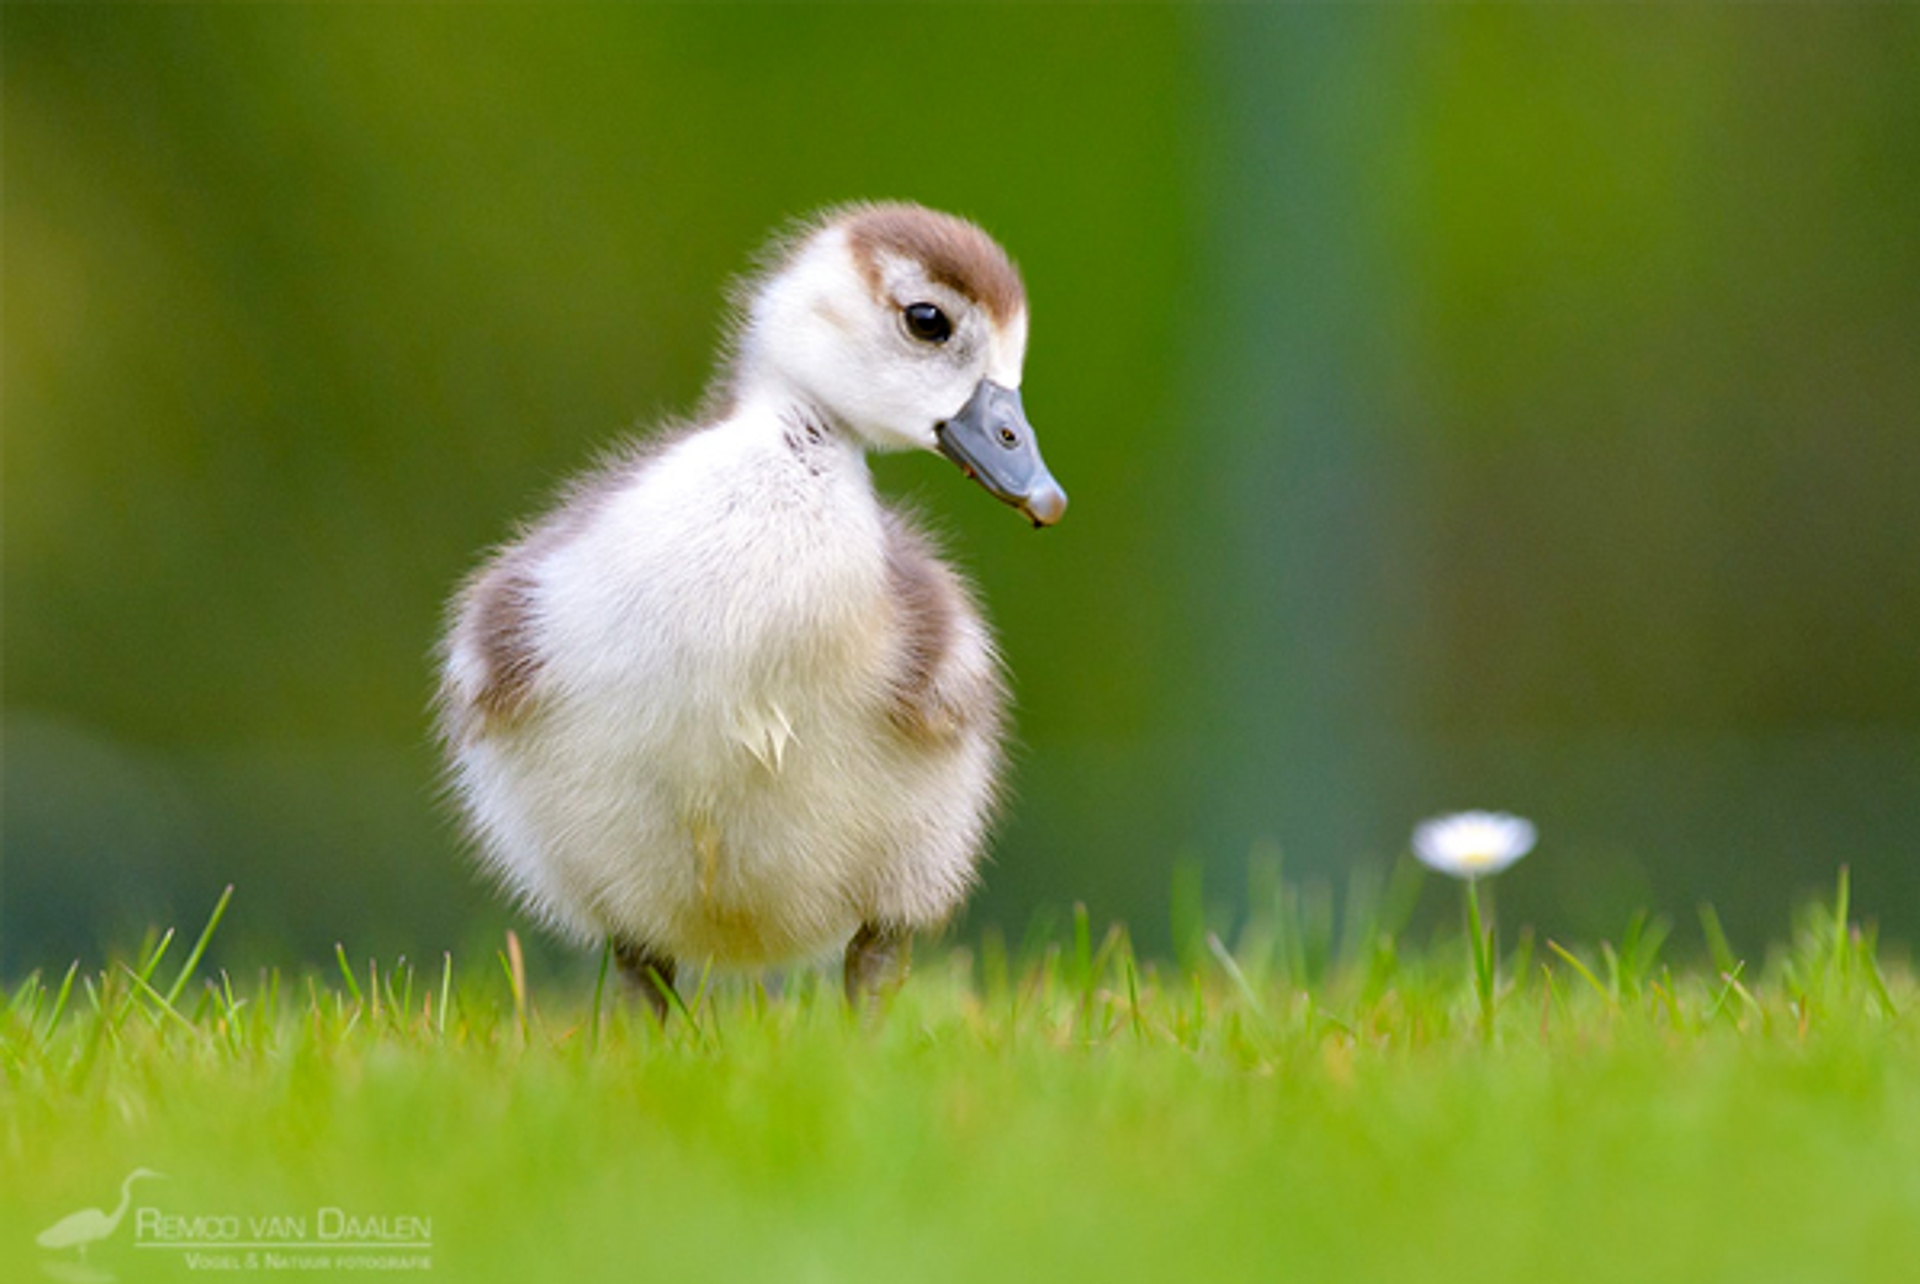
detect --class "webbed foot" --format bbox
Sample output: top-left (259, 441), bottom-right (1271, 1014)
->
top-left (844, 922), bottom-right (913, 1009)
top-left (613, 939), bottom-right (679, 1023)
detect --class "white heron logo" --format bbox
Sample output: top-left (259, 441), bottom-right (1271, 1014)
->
top-left (35, 1168), bottom-right (164, 1261)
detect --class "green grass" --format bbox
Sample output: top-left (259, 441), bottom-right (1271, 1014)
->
top-left (4, 872), bottom-right (1918, 1283)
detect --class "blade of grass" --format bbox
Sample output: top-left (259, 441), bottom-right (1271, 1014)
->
top-left (1071, 902), bottom-right (1093, 996)
top-left (41, 960), bottom-right (80, 1040)
top-left (590, 940), bottom-right (612, 1051)
top-left (162, 884), bottom-right (234, 1007)
top-left (335, 943), bottom-right (364, 1005)
top-left (1698, 902), bottom-right (1739, 980)
top-left (1124, 952), bottom-right (1144, 1044)
top-left (1207, 931), bottom-right (1267, 1021)
top-left (9, 970), bottom-right (44, 1019)
top-left (120, 963), bottom-right (199, 1035)
top-left (499, 931), bottom-right (529, 1044)
top-left (1830, 865), bottom-right (1852, 981)
top-left (392, 956), bottom-right (414, 1028)
top-left (1465, 878), bottom-right (1496, 1038)
top-left (115, 928), bottom-right (176, 1020)
top-left (1854, 923), bottom-right (1899, 1020)
top-left (1706, 960), bottom-right (1747, 1025)
top-left (1547, 940), bottom-right (1611, 1004)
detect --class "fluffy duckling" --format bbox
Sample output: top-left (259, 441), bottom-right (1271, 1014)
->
top-left (438, 203), bottom-right (1065, 1014)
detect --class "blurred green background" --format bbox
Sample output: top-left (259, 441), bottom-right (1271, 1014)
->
top-left (6, 5), bottom-right (1918, 975)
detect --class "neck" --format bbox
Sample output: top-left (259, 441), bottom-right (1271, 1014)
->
top-left (725, 377), bottom-right (866, 460)
top-left (110, 1174), bottom-right (143, 1226)
top-left (730, 367), bottom-right (831, 429)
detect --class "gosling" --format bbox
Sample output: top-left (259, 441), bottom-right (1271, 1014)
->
top-left (437, 203), bottom-right (1066, 1016)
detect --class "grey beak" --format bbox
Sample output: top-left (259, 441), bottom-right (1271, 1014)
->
top-left (934, 380), bottom-right (1068, 528)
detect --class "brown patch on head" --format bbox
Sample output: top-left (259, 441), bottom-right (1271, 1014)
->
top-left (842, 203), bottom-right (1026, 326)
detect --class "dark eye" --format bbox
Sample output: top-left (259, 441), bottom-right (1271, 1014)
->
top-left (903, 302), bottom-right (952, 344)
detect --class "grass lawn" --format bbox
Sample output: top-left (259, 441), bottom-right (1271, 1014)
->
top-left (4, 872), bottom-right (1917, 1283)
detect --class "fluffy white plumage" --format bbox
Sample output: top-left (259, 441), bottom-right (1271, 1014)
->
top-left (437, 204), bottom-right (1061, 980)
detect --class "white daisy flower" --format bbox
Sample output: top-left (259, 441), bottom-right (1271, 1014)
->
top-left (1411, 811), bottom-right (1537, 880)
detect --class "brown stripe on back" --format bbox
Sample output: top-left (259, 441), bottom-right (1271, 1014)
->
top-left (881, 509), bottom-right (1005, 745)
top-left (885, 514), bottom-right (958, 736)
top-left (438, 428), bottom-right (691, 744)
top-left (843, 203), bottom-right (1026, 325)
top-left (466, 558), bottom-right (544, 724)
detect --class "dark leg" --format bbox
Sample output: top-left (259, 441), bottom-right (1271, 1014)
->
top-left (613, 939), bottom-right (679, 1023)
top-left (844, 922), bottom-right (913, 1008)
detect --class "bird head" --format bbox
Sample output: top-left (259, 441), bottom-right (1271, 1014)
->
top-left (733, 202), bottom-right (1067, 527)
